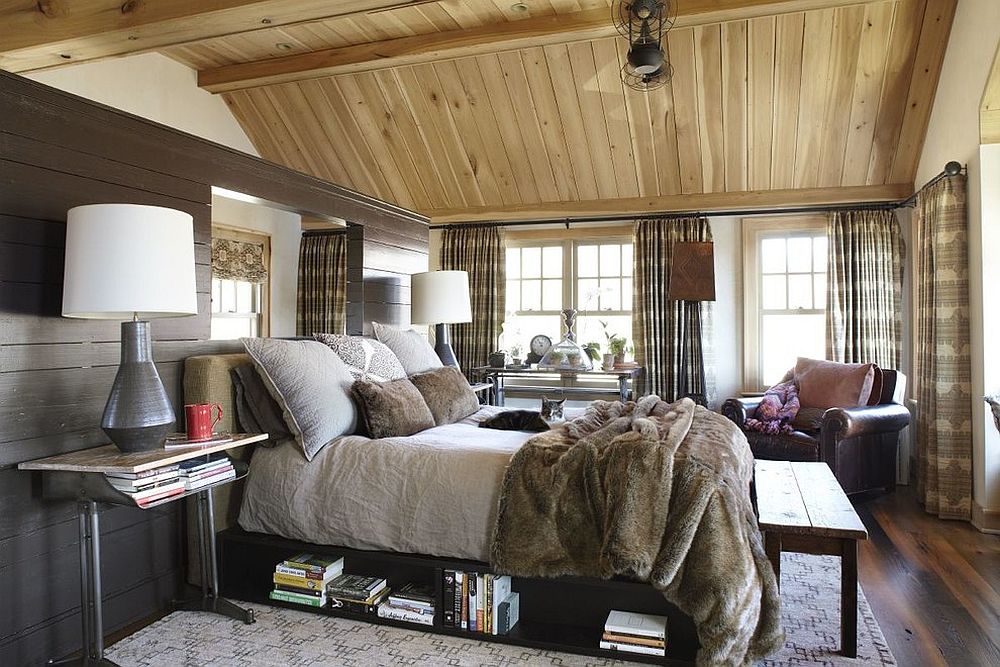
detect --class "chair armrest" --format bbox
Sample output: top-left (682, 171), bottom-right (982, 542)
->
top-left (822, 404), bottom-right (910, 439)
top-left (722, 397), bottom-right (764, 429)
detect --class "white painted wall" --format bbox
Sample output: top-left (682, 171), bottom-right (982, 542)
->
top-left (915, 0), bottom-right (1000, 525)
top-left (212, 196), bottom-right (302, 337)
top-left (26, 52), bottom-right (258, 155)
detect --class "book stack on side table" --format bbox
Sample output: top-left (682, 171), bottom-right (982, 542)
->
top-left (600, 610), bottom-right (668, 657)
top-left (179, 454), bottom-right (236, 491)
top-left (103, 464), bottom-right (183, 507)
top-left (442, 571), bottom-right (518, 635)
top-left (269, 553), bottom-right (344, 608)
top-left (325, 574), bottom-right (389, 615)
top-left (377, 582), bottom-right (435, 625)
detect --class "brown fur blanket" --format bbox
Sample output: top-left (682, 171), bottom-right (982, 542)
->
top-left (491, 396), bottom-right (783, 666)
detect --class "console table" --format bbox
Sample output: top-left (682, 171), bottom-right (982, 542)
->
top-left (19, 433), bottom-right (268, 666)
top-left (471, 366), bottom-right (641, 406)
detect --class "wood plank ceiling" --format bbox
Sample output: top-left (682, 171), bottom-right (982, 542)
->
top-left (4, 0), bottom-right (956, 221)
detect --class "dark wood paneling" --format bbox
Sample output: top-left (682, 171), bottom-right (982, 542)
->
top-left (345, 226), bottom-right (429, 334)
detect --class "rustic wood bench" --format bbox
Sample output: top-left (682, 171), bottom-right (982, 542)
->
top-left (754, 460), bottom-right (869, 658)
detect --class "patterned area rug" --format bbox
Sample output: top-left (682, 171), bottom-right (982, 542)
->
top-left (107, 553), bottom-right (895, 666)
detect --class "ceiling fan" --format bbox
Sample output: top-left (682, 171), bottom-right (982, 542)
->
top-left (612, 0), bottom-right (675, 92)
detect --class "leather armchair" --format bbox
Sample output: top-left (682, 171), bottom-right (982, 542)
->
top-left (722, 370), bottom-right (910, 495)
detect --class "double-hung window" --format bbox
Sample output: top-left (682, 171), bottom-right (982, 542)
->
top-left (210, 228), bottom-right (271, 340)
top-left (743, 217), bottom-right (827, 390)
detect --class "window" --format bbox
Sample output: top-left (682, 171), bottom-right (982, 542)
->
top-left (210, 228), bottom-right (271, 340)
top-left (743, 217), bottom-right (827, 390)
top-left (503, 238), bottom-right (632, 356)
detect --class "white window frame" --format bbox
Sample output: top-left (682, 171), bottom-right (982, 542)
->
top-left (742, 216), bottom-right (826, 391)
top-left (210, 226), bottom-right (271, 339)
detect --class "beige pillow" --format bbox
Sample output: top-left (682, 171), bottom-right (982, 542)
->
top-left (794, 357), bottom-right (875, 409)
top-left (351, 377), bottom-right (435, 438)
top-left (242, 338), bottom-right (357, 461)
top-left (409, 366), bottom-right (481, 426)
top-left (314, 333), bottom-right (406, 381)
top-left (372, 322), bottom-right (443, 376)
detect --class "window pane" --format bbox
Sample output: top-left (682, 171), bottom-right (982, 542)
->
top-left (521, 279), bottom-right (541, 311)
top-left (542, 246), bottom-right (562, 278)
top-left (211, 316), bottom-right (254, 340)
top-left (577, 278), bottom-right (600, 310)
top-left (622, 244), bottom-right (633, 277)
top-left (814, 273), bottom-right (827, 309)
top-left (235, 281), bottom-right (253, 313)
top-left (521, 247), bottom-right (541, 278)
top-left (813, 236), bottom-right (828, 273)
top-left (220, 280), bottom-right (237, 313)
top-left (501, 314), bottom-right (562, 355)
top-left (761, 275), bottom-right (787, 309)
top-left (505, 280), bottom-right (520, 313)
top-left (622, 278), bottom-right (632, 310)
top-left (506, 248), bottom-right (520, 279)
top-left (211, 279), bottom-right (221, 313)
top-left (599, 244), bottom-right (621, 277)
top-left (599, 278), bottom-right (621, 310)
top-left (542, 279), bottom-right (562, 310)
top-left (788, 274), bottom-right (813, 309)
top-left (576, 315), bottom-right (632, 356)
top-left (577, 245), bottom-right (598, 277)
top-left (787, 237), bottom-right (812, 273)
top-left (761, 238), bottom-right (786, 273)
top-left (761, 313), bottom-right (825, 385)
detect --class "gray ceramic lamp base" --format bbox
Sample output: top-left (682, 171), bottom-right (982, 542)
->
top-left (434, 323), bottom-right (459, 368)
top-left (102, 320), bottom-right (176, 452)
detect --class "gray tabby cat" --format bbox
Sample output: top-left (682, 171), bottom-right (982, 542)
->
top-left (540, 397), bottom-right (565, 423)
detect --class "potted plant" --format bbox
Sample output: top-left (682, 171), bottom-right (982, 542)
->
top-left (583, 342), bottom-right (601, 362)
top-left (567, 351), bottom-right (582, 367)
top-left (510, 343), bottom-right (523, 367)
top-left (547, 350), bottom-right (565, 367)
top-left (609, 336), bottom-right (628, 366)
top-left (600, 321), bottom-right (620, 370)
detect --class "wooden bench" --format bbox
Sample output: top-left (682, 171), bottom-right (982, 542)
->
top-left (754, 460), bottom-right (869, 658)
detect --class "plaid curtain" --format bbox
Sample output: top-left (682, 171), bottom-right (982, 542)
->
top-left (633, 218), bottom-right (714, 402)
top-left (826, 209), bottom-right (905, 367)
top-left (441, 226), bottom-right (505, 376)
top-left (296, 232), bottom-right (347, 336)
top-left (914, 176), bottom-right (972, 520)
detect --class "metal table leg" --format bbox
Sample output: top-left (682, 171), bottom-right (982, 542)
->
top-left (48, 501), bottom-right (120, 667)
top-left (174, 489), bottom-right (255, 624)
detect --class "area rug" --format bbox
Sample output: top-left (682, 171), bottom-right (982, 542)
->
top-left (106, 553), bottom-right (895, 666)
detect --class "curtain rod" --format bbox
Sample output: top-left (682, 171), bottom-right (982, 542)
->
top-left (301, 228), bottom-right (348, 237)
top-left (436, 162), bottom-right (963, 230)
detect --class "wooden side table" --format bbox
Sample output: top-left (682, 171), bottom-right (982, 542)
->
top-left (19, 433), bottom-right (268, 666)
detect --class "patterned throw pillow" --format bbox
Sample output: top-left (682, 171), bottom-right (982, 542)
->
top-left (314, 333), bottom-right (407, 382)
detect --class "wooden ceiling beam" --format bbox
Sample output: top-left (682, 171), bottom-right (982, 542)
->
top-left (199, 0), bottom-right (878, 93)
top-left (0, 0), bottom-right (439, 73)
top-left (423, 184), bottom-right (914, 225)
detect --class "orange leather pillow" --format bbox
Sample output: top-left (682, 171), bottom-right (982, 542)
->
top-left (794, 358), bottom-right (875, 409)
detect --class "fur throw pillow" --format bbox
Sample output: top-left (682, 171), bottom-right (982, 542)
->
top-left (314, 333), bottom-right (406, 382)
top-left (351, 377), bottom-right (435, 438)
top-left (409, 366), bottom-right (481, 426)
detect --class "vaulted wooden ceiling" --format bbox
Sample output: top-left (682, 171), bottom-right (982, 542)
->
top-left (1, 0), bottom-right (956, 222)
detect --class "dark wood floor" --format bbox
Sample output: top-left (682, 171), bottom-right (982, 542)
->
top-left (854, 485), bottom-right (1000, 666)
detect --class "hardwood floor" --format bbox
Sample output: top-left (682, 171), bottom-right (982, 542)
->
top-left (854, 485), bottom-right (1000, 666)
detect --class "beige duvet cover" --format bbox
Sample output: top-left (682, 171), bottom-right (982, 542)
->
top-left (238, 407), bottom-right (542, 562)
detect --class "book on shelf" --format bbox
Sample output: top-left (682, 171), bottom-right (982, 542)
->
top-left (274, 583), bottom-right (324, 597)
top-left (475, 573), bottom-right (485, 633)
top-left (273, 572), bottom-right (330, 591)
top-left (183, 467), bottom-right (236, 491)
top-left (387, 582), bottom-right (434, 615)
top-left (599, 640), bottom-right (665, 656)
top-left (135, 486), bottom-right (185, 507)
top-left (442, 571), bottom-right (513, 634)
top-left (325, 573), bottom-right (387, 601)
top-left (269, 589), bottom-right (325, 608)
top-left (442, 571), bottom-right (456, 627)
top-left (467, 573), bottom-right (477, 632)
top-left (178, 454), bottom-right (230, 473)
top-left (180, 460), bottom-right (232, 478)
top-left (376, 601), bottom-right (434, 626)
top-left (328, 588), bottom-right (389, 616)
top-left (496, 592), bottom-right (519, 635)
top-left (119, 479), bottom-right (184, 503)
top-left (163, 433), bottom-right (233, 449)
top-left (601, 632), bottom-right (667, 649)
top-left (604, 610), bottom-right (667, 641)
top-left (105, 469), bottom-right (179, 490)
top-left (283, 553), bottom-right (344, 576)
top-left (489, 576), bottom-right (512, 635)
top-left (459, 573), bottom-right (468, 631)
top-left (105, 464), bottom-right (179, 481)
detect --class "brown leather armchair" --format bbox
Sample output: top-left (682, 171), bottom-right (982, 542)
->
top-left (722, 370), bottom-right (910, 495)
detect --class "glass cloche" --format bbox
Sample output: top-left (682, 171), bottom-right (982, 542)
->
top-left (538, 309), bottom-right (593, 371)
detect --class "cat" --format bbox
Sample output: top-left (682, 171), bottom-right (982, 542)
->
top-left (479, 397), bottom-right (567, 433)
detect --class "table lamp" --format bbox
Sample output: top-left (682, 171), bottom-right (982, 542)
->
top-left (667, 241), bottom-right (716, 405)
top-left (62, 204), bottom-right (198, 452)
top-left (410, 270), bottom-right (472, 367)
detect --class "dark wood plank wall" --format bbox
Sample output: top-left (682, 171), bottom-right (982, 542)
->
top-left (0, 71), bottom-right (428, 665)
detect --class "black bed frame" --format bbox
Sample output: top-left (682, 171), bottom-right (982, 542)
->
top-left (218, 528), bottom-right (699, 665)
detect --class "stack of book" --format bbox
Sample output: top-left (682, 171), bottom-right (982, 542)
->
top-left (104, 465), bottom-right (184, 507)
top-left (325, 573), bottom-right (389, 615)
top-left (269, 553), bottom-right (344, 608)
top-left (376, 582), bottom-right (435, 625)
top-left (442, 571), bottom-right (518, 635)
top-left (178, 454), bottom-right (236, 491)
top-left (600, 610), bottom-right (667, 657)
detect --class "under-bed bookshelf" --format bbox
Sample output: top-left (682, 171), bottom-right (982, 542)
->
top-left (218, 529), bottom-right (698, 665)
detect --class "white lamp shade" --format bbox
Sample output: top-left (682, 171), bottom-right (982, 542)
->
top-left (411, 270), bottom-right (472, 325)
top-left (62, 204), bottom-right (198, 319)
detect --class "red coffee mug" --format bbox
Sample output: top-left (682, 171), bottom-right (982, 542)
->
top-left (185, 403), bottom-right (223, 441)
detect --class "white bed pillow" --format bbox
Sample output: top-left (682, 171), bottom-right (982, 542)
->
top-left (371, 322), bottom-right (443, 376)
top-left (242, 338), bottom-right (356, 461)
top-left (313, 333), bottom-right (406, 382)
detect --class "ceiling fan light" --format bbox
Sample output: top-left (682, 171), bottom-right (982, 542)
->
top-left (628, 43), bottom-right (664, 75)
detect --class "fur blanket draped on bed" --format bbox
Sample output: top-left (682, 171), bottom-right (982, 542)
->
top-left (491, 396), bottom-right (783, 666)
